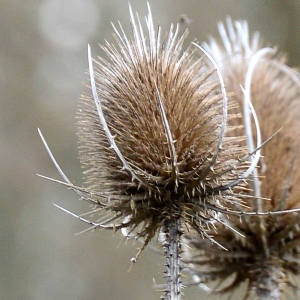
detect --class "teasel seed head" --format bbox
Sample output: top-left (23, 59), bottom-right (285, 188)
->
top-left (184, 18), bottom-right (300, 299)
top-left (74, 5), bottom-right (257, 253)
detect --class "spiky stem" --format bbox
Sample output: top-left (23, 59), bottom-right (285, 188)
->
top-left (164, 214), bottom-right (182, 300)
top-left (253, 259), bottom-right (284, 300)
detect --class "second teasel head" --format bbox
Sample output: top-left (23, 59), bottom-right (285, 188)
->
top-left (184, 18), bottom-right (300, 299)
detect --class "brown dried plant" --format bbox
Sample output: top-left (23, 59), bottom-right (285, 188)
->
top-left (38, 6), bottom-right (268, 300)
top-left (183, 18), bottom-right (300, 300)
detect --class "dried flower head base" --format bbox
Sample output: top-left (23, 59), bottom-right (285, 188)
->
top-left (38, 6), bottom-right (271, 300)
top-left (183, 18), bottom-right (300, 300)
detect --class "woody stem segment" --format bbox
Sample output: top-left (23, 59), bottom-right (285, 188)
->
top-left (164, 214), bottom-right (182, 300)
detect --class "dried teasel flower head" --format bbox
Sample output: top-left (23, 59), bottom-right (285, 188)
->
top-left (184, 18), bottom-right (300, 299)
top-left (75, 6), bottom-right (256, 253)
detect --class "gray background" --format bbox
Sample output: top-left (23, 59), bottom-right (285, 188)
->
top-left (2, 0), bottom-right (300, 299)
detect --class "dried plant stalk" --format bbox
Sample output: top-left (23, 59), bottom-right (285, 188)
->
top-left (164, 216), bottom-right (182, 300)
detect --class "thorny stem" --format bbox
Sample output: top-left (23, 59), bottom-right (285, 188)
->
top-left (252, 258), bottom-right (285, 300)
top-left (163, 211), bottom-right (182, 300)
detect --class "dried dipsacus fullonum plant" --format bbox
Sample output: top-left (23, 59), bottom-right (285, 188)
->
top-left (183, 18), bottom-right (300, 300)
top-left (38, 5), bottom-right (273, 300)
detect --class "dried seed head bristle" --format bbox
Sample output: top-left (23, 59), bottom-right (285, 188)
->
top-left (184, 17), bottom-right (300, 298)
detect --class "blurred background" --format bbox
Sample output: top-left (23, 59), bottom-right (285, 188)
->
top-left (1, 0), bottom-right (300, 299)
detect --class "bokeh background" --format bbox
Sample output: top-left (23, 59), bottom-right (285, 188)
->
top-left (1, 0), bottom-right (300, 299)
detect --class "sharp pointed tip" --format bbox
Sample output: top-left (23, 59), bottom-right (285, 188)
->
top-left (147, 1), bottom-right (151, 11)
top-left (37, 127), bottom-right (43, 138)
top-left (87, 44), bottom-right (92, 60)
top-left (128, 2), bottom-right (134, 17)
